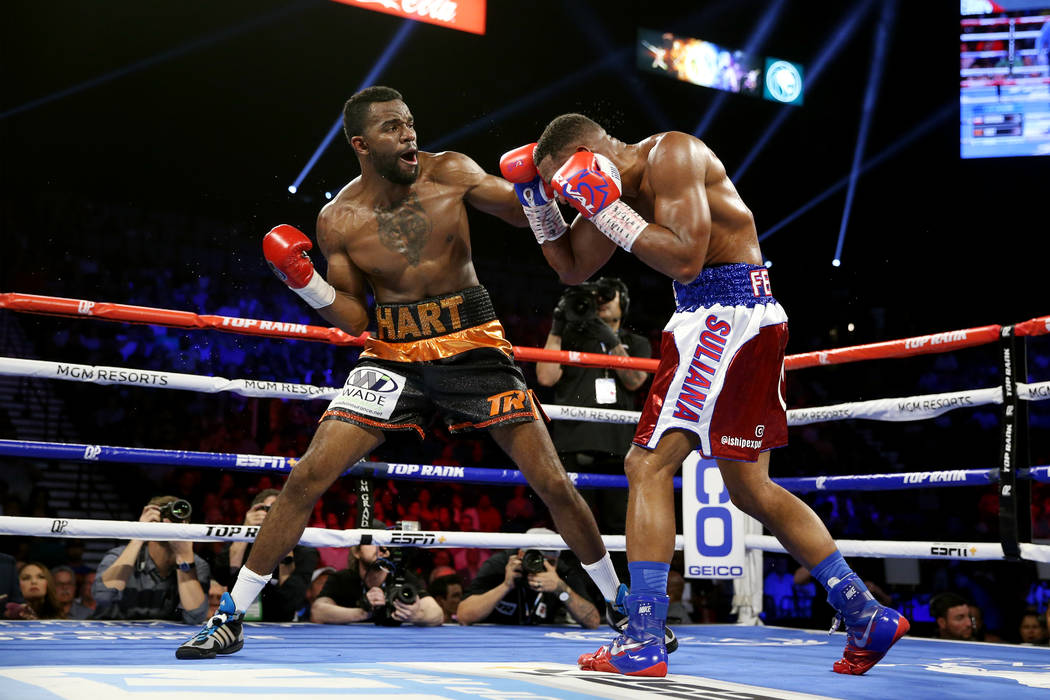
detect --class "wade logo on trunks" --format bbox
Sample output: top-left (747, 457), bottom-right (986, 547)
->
top-left (330, 367), bottom-right (407, 420)
top-left (672, 315), bottom-right (732, 422)
top-left (374, 295), bottom-right (467, 341)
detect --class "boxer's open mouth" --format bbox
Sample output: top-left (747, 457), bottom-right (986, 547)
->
top-left (400, 149), bottom-right (418, 165)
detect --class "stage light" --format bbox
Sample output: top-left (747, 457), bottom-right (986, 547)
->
top-left (832, 259), bottom-right (841, 267)
top-left (758, 101), bottom-right (954, 243)
top-left (694, 0), bottom-right (787, 138)
top-left (288, 19), bottom-right (417, 194)
top-left (764, 260), bottom-right (773, 268)
top-left (287, 185), bottom-right (297, 194)
top-left (325, 192), bottom-right (332, 200)
top-left (733, 0), bottom-right (878, 182)
top-left (835, 0), bottom-right (896, 266)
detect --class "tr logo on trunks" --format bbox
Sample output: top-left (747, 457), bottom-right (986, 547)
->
top-left (374, 295), bottom-right (466, 341)
top-left (671, 315), bottom-right (731, 422)
top-left (749, 268), bottom-right (772, 297)
top-left (486, 389), bottom-right (528, 416)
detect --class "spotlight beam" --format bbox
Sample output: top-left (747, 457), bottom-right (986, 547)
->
top-left (834, 0), bottom-right (897, 266)
top-left (288, 19), bottom-right (417, 195)
top-left (758, 101), bottom-right (955, 242)
top-left (732, 0), bottom-right (878, 183)
top-left (693, 0), bottom-right (788, 138)
top-left (1, 0), bottom-right (318, 121)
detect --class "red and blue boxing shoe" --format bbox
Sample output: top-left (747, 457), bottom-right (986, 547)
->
top-left (828, 576), bottom-right (910, 675)
top-left (579, 593), bottom-right (669, 678)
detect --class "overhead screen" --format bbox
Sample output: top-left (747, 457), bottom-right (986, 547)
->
top-left (960, 0), bottom-right (1050, 158)
top-left (637, 28), bottom-right (804, 106)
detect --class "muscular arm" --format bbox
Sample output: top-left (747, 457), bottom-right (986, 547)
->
top-left (538, 219), bottom-right (617, 285)
top-left (314, 209), bottom-right (373, 336)
top-left (545, 134), bottom-right (712, 284)
top-left (454, 152), bottom-right (529, 228)
top-left (627, 135), bottom-right (712, 282)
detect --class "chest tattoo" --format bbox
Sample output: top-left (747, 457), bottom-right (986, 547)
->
top-left (374, 192), bottom-right (431, 266)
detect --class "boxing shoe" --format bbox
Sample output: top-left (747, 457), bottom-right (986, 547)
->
top-left (826, 575), bottom-right (909, 675)
top-left (580, 593), bottom-right (669, 677)
top-left (175, 593), bottom-right (245, 659)
top-left (605, 583), bottom-right (679, 653)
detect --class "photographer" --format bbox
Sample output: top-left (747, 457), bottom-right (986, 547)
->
top-left (209, 489), bottom-right (318, 622)
top-left (93, 495), bottom-right (210, 624)
top-left (536, 278), bottom-right (651, 540)
top-left (311, 543), bottom-right (442, 626)
top-left (456, 528), bottom-right (600, 628)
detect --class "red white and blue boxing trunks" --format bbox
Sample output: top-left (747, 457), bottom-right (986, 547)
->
top-left (633, 263), bottom-right (789, 462)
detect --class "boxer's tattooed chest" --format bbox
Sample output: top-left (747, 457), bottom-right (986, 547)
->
top-left (374, 193), bottom-right (431, 266)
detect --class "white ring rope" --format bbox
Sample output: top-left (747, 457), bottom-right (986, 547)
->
top-left (3, 356), bottom-right (1047, 426)
top-left (4, 516), bottom-right (1049, 563)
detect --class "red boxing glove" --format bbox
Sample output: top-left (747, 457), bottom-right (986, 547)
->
top-left (499, 143), bottom-right (541, 184)
top-left (551, 151), bottom-right (622, 218)
top-left (499, 143), bottom-right (565, 243)
top-left (552, 151), bottom-right (647, 252)
top-left (262, 224), bottom-right (336, 309)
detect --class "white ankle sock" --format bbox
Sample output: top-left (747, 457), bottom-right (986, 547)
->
top-left (230, 566), bottom-right (271, 612)
top-left (582, 553), bottom-right (621, 602)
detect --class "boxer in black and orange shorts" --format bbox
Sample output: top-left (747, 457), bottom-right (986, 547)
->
top-left (178, 87), bottom-right (622, 661)
top-left (322, 286), bottom-right (544, 437)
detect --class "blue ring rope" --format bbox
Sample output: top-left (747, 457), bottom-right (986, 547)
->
top-left (2, 439), bottom-right (1040, 493)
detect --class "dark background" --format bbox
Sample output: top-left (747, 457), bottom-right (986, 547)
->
top-left (1, 0), bottom-right (1049, 637)
top-left (2, 0), bottom-right (1045, 341)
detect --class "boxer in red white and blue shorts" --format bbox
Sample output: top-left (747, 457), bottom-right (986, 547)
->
top-left (499, 114), bottom-right (909, 678)
top-left (633, 263), bottom-right (789, 463)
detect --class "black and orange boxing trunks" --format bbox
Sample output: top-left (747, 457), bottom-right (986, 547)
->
top-left (321, 286), bottom-right (543, 437)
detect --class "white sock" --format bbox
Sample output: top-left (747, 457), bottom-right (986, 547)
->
top-left (582, 553), bottom-right (621, 602)
top-left (230, 566), bottom-right (271, 612)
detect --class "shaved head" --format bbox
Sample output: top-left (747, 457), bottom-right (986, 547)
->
top-left (534, 113), bottom-right (603, 168)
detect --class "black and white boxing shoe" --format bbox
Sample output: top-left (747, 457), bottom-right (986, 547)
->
top-left (605, 583), bottom-right (679, 653)
top-left (176, 592), bottom-right (245, 659)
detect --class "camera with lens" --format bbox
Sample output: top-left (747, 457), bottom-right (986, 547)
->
top-left (558, 277), bottom-right (627, 324)
top-left (520, 549), bottom-right (548, 575)
top-left (159, 499), bottom-right (192, 523)
top-left (366, 547), bottom-right (418, 626)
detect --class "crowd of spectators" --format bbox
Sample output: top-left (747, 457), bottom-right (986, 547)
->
top-left (1, 192), bottom-right (1048, 643)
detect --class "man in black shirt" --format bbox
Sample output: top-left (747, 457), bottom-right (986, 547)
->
top-left (536, 278), bottom-right (651, 542)
top-left (209, 489), bottom-right (318, 622)
top-left (312, 543), bottom-right (442, 626)
top-left (457, 529), bottom-right (600, 628)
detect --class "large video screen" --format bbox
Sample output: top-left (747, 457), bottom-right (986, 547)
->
top-left (960, 0), bottom-right (1050, 159)
top-left (637, 28), bottom-right (804, 106)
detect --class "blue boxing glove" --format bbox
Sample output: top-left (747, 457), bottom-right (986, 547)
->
top-left (499, 142), bottom-right (567, 244)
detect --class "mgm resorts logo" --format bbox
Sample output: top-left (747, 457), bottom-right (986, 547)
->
top-left (930, 545), bottom-right (978, 558)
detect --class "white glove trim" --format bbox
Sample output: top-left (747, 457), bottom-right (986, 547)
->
top-left (591, 199), bottom-right (647, 252)
top-left (524, 200), bottom-right (568, 244)
top-left (294, 272), bottom-right (337, 309)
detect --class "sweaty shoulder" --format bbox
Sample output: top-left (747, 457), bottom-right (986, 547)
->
top-left (648, 132), bottom-right (708, 172)
top-left (316, 179), bottom-right (364, 250)
top-left (423, 150), bottom-right (487, 189)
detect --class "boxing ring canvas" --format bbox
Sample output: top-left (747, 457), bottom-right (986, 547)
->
top-left (2, 620), bottom-right (1048, 699)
